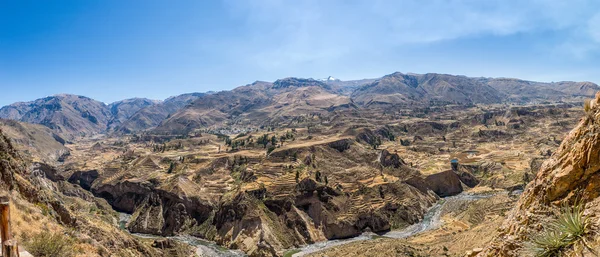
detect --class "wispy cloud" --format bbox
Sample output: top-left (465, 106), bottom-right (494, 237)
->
top-left (220, 0), bottom-right (600, 69)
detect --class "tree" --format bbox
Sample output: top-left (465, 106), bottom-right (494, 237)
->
top-left (167, 162), bottom-right (175, 174)
top-left (271, 135), bottom-right (277, 146)
top-left (258, 134), bottom-right (269, 148)
top-left (280, 136), bottom-right (286, 145)
top-left (267, 146), bottom-right (276, 155)
top-left (371, 136), bottom-right (382, 149)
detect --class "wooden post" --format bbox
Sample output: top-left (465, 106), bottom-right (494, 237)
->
top-left (0, 196), bottom-right (18, 257)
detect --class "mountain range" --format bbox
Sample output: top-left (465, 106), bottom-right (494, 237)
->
top-left (1, 72), bottom-right (597, 139)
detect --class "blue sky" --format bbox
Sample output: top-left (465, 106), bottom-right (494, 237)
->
top-left (1, 0), bottom-right (600, 107)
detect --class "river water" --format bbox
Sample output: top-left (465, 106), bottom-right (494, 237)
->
top-left (289, 192), bottom-right (497, 257)
top-left (118, 213), bottom-right (246, 257)
top-left (117, 192), bottom-right (499, 257)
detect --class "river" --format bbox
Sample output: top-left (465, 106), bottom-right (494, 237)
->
top-left (118, 213), bottom-right (246, 257)
top-left (288, 191), bottom-right (498, 257)
top-left (117, 191), bottom-right (502, 257)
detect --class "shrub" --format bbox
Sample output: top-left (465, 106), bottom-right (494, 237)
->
top-left (525, 202), bottom-right (592, 257)
top-left (24, 231), bottom-right (75, 257)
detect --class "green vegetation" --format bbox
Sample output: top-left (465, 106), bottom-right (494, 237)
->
top-left (525, 202), bottom-right (592, 257)
top-left (24, 231), bottom-right (75, 257)
top-left (267, 145), bottom-right (276, 155)
top-left (315, 170), bottom-right (322, 182)
top-left (370, 136), bottom-right (382, 149)
top-left (167, 162), bottom-right (175, 173)
top-left (283, 249), bottom-right (301, 257)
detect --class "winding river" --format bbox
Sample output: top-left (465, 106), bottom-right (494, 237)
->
top-left (118, 213), bottom-right (246, 257)
top-left (118, 192), bottom-right (502, 257)
top-left (287, 192), bottom-right (497, 256)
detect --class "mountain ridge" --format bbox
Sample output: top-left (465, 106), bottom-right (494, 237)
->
top-left (1, 72), bottom-right (598, 138)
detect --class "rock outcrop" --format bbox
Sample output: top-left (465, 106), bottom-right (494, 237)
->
top-left (379, 149), bottom-right (406, 168)
top-left (424, 168), bottom-right (479, 197)
top-left (425, 170), bottom-right (464, 197)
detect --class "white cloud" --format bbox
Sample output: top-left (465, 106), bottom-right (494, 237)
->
top-left (589, 12), bottom-right (600, 42)
top-left (216, 0), bottom-right (600, 74)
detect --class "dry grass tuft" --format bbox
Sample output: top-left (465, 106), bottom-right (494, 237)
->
top-left (23, 231), bottom-right (76, 257)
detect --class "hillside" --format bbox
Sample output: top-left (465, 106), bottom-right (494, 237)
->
top-left (0, 94), bottom-right (111, 140)
top-left (107, 98), bottom-right (159, 130)
top-left (0, 119), bottom-right (69, 164)
top-left (112, 93), bottom-right (206, 133)
top-left (0, 128), bottom-right (193, 256)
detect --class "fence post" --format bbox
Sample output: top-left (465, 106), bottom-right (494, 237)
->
top-left (0, 196), bottom-right (19, 257)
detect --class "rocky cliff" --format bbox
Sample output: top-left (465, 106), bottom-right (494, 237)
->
top-left (478, 93), bottom-right (600, 256)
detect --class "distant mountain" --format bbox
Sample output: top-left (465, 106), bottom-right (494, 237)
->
top-left (0, 94), bottom-right (111, 139)
top-left (156, 73), bottom-right (599, 134)
top-left (352, 72), bottom-right (505, 106)
top-left (0, 93), bottom-right (207, 137)
top-left (324, 78), bottom-right (378, 95)
top-left (351, 73), bottom-right (600, 106)
top-left (107, 98), bottom-right (159, 130)
top-left (114, 93), bottom-right (206, 133)
top-left (318, 76), bottom-right (340, 82)
top-left (1, 72), bottom-right (597, 137)
top-left (484, 78), bottom-right (599, 103)
top-left (154, 78), bottom-right (352, 134)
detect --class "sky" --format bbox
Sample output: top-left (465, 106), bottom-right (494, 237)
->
top-left (1, 0), bottom-right (600, 107)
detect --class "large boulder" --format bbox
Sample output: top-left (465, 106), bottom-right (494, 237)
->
top-left (425, 170), bottom-right (463, 197)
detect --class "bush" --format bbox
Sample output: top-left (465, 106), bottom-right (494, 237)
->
top-left (266, 146), bottom-right (276, 155)
top-left (24, 231), bottom-right (75, 257)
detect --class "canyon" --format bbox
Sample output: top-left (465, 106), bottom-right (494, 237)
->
top-left (0, 72), bottom-right (598, 256)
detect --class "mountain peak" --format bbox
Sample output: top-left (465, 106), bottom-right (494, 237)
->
top-left (318, 76), bottom-right (340, 82)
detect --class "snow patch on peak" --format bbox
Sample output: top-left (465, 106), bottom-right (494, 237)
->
top-left (318, 76), bottom-right (340, 82)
